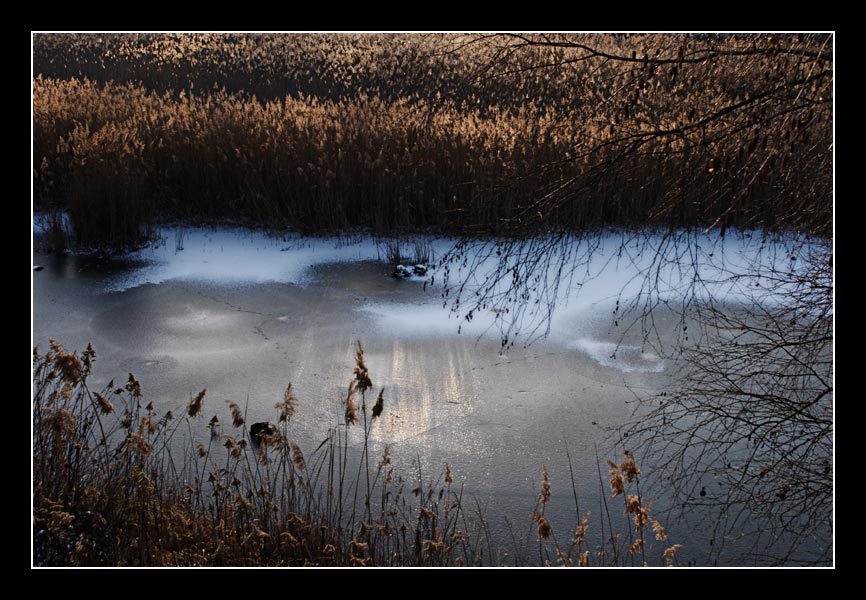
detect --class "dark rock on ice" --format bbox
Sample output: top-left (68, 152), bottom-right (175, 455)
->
top-left (391, 264), bottom-right (413, 278)
top-left (250, 421), bottom-right (277, 440)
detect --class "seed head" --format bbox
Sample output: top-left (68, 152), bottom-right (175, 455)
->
top-left (227, 401), bottom-right (244, 428)
top-left (539, 465), bottom-right (551, 505)
top-left (353, 341), bottom-right (372, 393)
top-left (276, 383), bottom-right (297, 422)
top-left (371, 388), bottom-right (384, 419)
top-left (344, 380), bottom-right (359, 426)
top-left (94, 392), bottom-right (113, 414)
top-left (533, 512), bottom-right (552, 539)
top-left (187, 388), bottom-right (206, 417)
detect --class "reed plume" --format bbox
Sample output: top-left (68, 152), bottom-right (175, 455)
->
top-left (187, 388), bottom-right (206, 417)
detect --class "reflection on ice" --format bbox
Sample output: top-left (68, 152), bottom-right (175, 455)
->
top-left (363, 339), bottom-right (478, 443)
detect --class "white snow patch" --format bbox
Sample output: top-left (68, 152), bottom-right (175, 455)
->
top-left (569, 337), bottom-right (666, 373)
top-left (102, 228), bottom-right (383, 292)
top-left (361, 302), bottom-right (496, 338)
top-left (360, 230), bottom-right (820, 344)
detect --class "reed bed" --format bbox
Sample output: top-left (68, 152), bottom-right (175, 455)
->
top-left (32, 340), bottom-right (681, 567)
top-left (32, 33), bottom-right (832, 247)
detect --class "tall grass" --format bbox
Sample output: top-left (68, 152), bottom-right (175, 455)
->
top-left (32, 340), bottom-right (681, 567)
top-left (32, 33), bottom-right (832, 247)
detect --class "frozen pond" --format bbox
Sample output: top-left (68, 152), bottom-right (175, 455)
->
top-left (31, 225), bottom-right (825, 566)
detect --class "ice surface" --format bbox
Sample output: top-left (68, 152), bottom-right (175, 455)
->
top-left (68, 224), bottom-right (818, 373)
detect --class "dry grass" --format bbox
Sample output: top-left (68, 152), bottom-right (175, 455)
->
top-left (32, 340), bottom-right (680, 567)
top-left (526, 451), bottom-right (683, 567)
top-left (33, 33), bottom-right (832, 248)
top-left (32, 340), bottom-right (481, 567)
